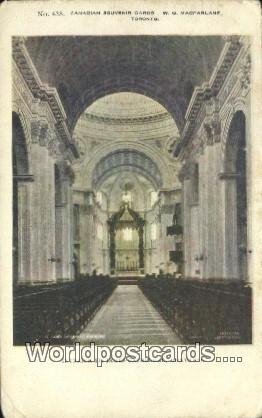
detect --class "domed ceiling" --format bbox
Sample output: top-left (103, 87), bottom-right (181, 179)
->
top-left (21, 36), bottom-right (227, 191)
top-left (72, 92), bottom-right (180, 190)
top-left (24, 36), bottom-right (226, 131)
top-left (73, 92), bottom-right (178, 159)
top-left (86, 93), bottom-right (170, 119)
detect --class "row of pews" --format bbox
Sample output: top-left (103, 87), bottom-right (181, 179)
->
top-left (13, 276), bottom-right (117, 345)
top-left (139, 275), bottom-right (252, 344)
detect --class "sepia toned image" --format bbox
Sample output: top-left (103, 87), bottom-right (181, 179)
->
top-left (12, 35), bottom-right (252, 347)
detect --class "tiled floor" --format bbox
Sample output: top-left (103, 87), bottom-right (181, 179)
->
top-left (77, 285), bottom-right (181, 345)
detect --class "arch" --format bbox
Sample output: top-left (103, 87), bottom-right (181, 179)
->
top-left (225, 111), bottom-right (246, 171)
top-left (92, 149), bottom-right (163, 190)
top-left (73, 89), bottom-right (180, 189)
top-left (224, 110), bottom-right (247, 280)
top-left (12, 112), bottom-right (29, 176)
top-left (221, 98), bottom-right (248, 159)
top-left (12, 101), bottom-right (32, 148)
top-left (75, 140), bottom-right (175, 189)
top-left (12, 112), bottom-right (30, 284)
top-left (108, 203), bottom-right (145, 274)
top-left (70, 77), bottom-right (182, 132)
top-left (25, 35), bottom-right (226, 134)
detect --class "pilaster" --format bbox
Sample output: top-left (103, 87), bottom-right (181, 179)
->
top-left (55, 160), bottom-right (75, 280)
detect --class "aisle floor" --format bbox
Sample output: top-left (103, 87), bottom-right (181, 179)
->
top-left (77, 285), bottom-right (181, 345)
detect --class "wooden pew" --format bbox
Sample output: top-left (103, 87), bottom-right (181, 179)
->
top-left (13, 276), bottom-right (117, 345)
top-left (139, 276), bottom-right (252, 344)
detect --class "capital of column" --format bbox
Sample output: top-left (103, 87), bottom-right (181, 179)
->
top-left (211, 119), bottom-right (221, 143)
top-left (204, 119), bottom-right (221, 146)
top-left (178, 161), bottom-right (196, 182)
top-left (204, 123), bottom-right (213, 146)
top-left (56, 160), bottom-right (75, 185)
top-left (31, 119), bottom-right (49, 146)
top-left (31, 119), bottom-right (62, 158)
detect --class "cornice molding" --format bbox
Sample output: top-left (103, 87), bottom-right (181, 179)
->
top-left (83, 111), bottom-right (170, 125)
top-left (12, 38), bottom-right (79, 159)
top-left (174, 37), bottom-right (243, 158)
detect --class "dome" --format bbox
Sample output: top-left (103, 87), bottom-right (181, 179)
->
top-left (85, 92), bottom-right (168, 119)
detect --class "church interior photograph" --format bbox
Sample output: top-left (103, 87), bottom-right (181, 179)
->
top-left (12, 35), bottom-right (252, 345)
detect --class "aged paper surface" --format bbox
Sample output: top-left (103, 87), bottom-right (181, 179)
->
top-left (0, 0), bottom-right (261, 417)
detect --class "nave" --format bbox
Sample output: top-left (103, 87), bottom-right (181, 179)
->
top-left (77, 285), bottom-right (181, 345)
top-left (12, 36), bottom-right (252, 346)
top-left (14, 273), bottom-right (251, 346)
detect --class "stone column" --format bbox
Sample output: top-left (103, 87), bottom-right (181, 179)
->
top-left (87, 209), bottom-right (96, 274)
top-left (205, 116), bottom-right (236, 280)
top-left (156, 201), bottom-right (170, 273)
top-left (219, 172), bottom-right (239, 279)
top-left (245, 95), bottom-right (251, 282)
top-left (146, 249), bottom-right (152, 274)
top-left (182, 177), bottom-right (191, 278)
top-left (153, 213), bottom-right (161, 273)
top-left (165, 213), bottom-right (172, 273)
top-left (14, 176), bottom-right (33, 283)
top-left (78, 205), bottom-right (89, 274)
top-left (204, 130), bottom-right (216, 279)
top-left (30, 142), bottom-right (56, 283)
top-left (55, 160), bottom-right (74, 280)
top-left (189, 204), bottom-right (200, 277)
top-left (143, 215), bottom-right (151, 274)
top-left (102, 217), bottom-right (110, 275)
top-left (78, 192), bottom-right (100, 275)
top-left (213, 141), bottom-right (224, 279)
top-left (209, 121), bottom-right (223, 279)
top-left (138, 225), bottom-right (144, 271)
top-left (198, 149), bottom-right (205, 278)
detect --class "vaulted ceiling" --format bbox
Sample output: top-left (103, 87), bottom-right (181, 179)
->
top-left (22, 36), bottom-right (227, 192)
top-left (25, 36), bottom-right (226, 132)
top-left (73, 93), bottom-right (179, 181)
top-left (92, 148), bottom-right (163, 190)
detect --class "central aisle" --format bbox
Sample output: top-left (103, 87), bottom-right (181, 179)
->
top-left (77, 285), bottom-right (181, 345)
